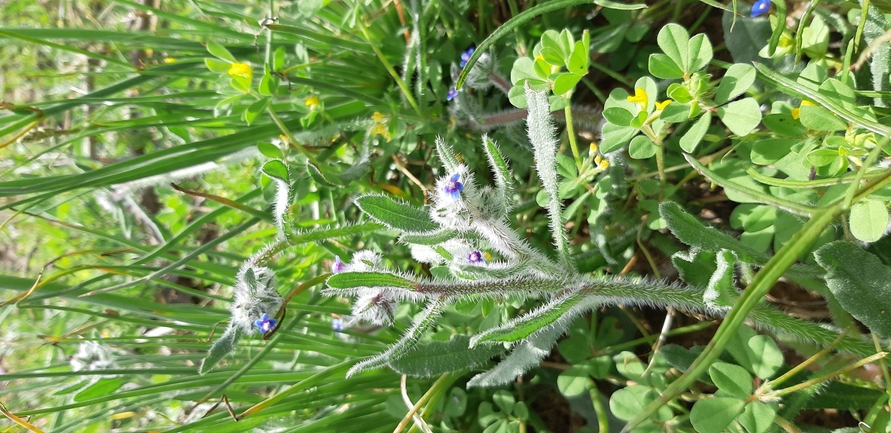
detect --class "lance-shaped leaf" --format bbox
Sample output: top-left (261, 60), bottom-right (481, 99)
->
top-left (704, 250), bottom-right (738, 309)
top-left (198, 325), bottom-right (244, 375)
top-left (400, 228), bottom-right (458, 245)
top-left (525, 83), bottom-right (573, 270)
top-left (482, 134), bottom-right (514, 203)
top-left (814, 241), bottom-right (891, 337)
top-left (326, 271), bottom-right (416, 291)
top-left (470, 289), bottom-right (587, 347)
top-left (389, 335), bottom-right (505, 378)
top-left (285, 222), bottom-right (383, 245)
top-left (261, 159), bottom-right (293, 234)
top-left (435, 136), bottom-right (461, 174)
top-left (660, 201), bottom-right (768, 263)
top-left (354, 194), bottom-right (439, 233)
top-left (347, 300), bottom-right (447, 377)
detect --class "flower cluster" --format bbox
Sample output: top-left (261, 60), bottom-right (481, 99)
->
top-left (231, 265), bottom-right (283, 334)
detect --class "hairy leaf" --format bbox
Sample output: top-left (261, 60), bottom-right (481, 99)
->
top-left (389, 335), bottom-right (504, 378)
top-left (815, 242), bottom-right (891, 337)
top-left (354, 194), bottom-right (439, 233)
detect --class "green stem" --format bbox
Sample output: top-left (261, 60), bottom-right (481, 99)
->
top-left (564, 104), bottom-right (582, 170)
top-left (264, 105), bottom-right (321, 166)
top-left (589, 385), bottom-right (610, 433)
top-left (356, 18), bottom-right (422, 118)
top-left (399, 373), bottom-right (458, 433)
top-left (771, 352), bottom-right (887, 398)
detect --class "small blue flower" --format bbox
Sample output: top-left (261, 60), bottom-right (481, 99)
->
top-left (751, 0), bottom-right (770, 17)
top-left (254, 313), bottom-right (277, 333)
top-left (459, 47), bottom-right (475, 68)
top-left (444, 173), bottom-right (464, 199)
top-left (447, 88), bottom-right (458, 101)
top-left (332, 256), bottom-right (348, 274)
top-left (332, 318), bottom-right (344, 332)
top-left (467, 251), bottom-right (484, 264)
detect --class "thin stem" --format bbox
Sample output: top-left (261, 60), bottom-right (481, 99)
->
top-left (772, 352), bottom-right (887, 398)
top-left (265, 105), bottom-right (321, 166)
top-left (564, 105), bottom-right (582, 170)
top-left (395, 373), bottom-right (456, 433)
top-left (589, 385), bottom-right (610, 433)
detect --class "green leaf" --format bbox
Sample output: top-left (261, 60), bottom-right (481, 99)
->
top-left (557, 366), bottom-right (593, 397)
top-left (815, 242), bottom-right (891, 337)
top-left (609, 385), bottom-right (673, 422)
top-left (389, 335), bottom-right (504, 378)
top-left (690, 397), bottom-right (746, 433)
top-left (261, 159), bottom-right (289, 183)
top-left (326, 271), bottom-right (416, 290)
top-left (715, 63), bottom-right (756, 105)
top-left (656, 24), bottom-right (690, 72)
top-left (601, 123), bottom-right (638, 153)
top-left (443, 388), bottom-right (468, 417)
top-left (205, 57), bottom-right (231, 73)
top-left (738, 401), bottom-right (777, 433)
top-left (798, 104), bottom-right (848, 131)
top-left (199, 325), bottom-right (244, 375)
top-left (648, 53), bottom-right (684, 79)
top-left (257, 142), bottom-right (281, 159)
top-left (354, 194), bottom-right (439, 232)
top-left (726, 326), bottom-right (783, 379)
top-left (206, 40), bottom-right (236, 62)
top-left (687, 33), bottom-right (713, 73)
top-left (849, 200), bottom-right (889, 243)
top-left (470, 291), bottom-right (585, 346)
top-left (553, 73), bottom-right (583, 95)
top-left (705, 250), bottom-right (738, 309)
top-left (751, 139), bottom-right (797, 165)
top-left (660, 201), bottom-right (768, 264)
top-left (492, 390), bottom-right (515, 414)
top-left (74, 378), bottom-right (125, 402)
top-left (660, 102), bottom-right (690, 122)
top-left (603, 107), bottom-right (634, 126)
top-left (244, 97), bottom-right (270, 125)
top-left (806, 149), bottom-right (840, 167)
top-left (762, 113), bottom-right (806, 137)
top-left (708, 362), bottom-right (753, 398)
top-left (628, 135), bottom-right (656, 159)
top-left (567, 40), bottom-right (588, 74)
top-left (717, 97), bottom-right (761, 136)
top-left (679, 111), bottom-right (712, 153)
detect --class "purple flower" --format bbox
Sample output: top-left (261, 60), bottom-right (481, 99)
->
top-left (444, 173), bottom-right (464, 199)
top-left (459, 47), bottom-right (475, 68)
top-left (447, 88), bottom-right (458, 101)
top-left (751, 0), bottom-right (770, 17)
top-left (254, 313), bottom-right (277, 333)
top-left (467, 251), bottom-right (484, 264)
top-left (332, 256), bottom-right (348, 274)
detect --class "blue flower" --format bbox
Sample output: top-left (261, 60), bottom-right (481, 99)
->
top-left (332, 255), bottom-right (348, 274)
top-left (332, 318), bottom-right (344, 332)
top-left (444, 173), bottom-right (464, 199)
top-left (751, 0), bottom-right (770, 17)
top-left (467, 251), bottom-right (484, 264)
top-left (254, 313), bottom-right (277, 333)
top-left (447, 88), bottom-right (458, 101)
top-left (459, 47), bottom-right (475, 68)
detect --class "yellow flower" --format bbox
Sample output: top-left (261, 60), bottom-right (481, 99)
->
top-left (595, 155), bottom-right (603, 166)
top-left (791, 108), bottom-right (800, 120)
top-left (372, 112), bottom-right (385, 123)
top-left (627, 88), bottom-right (648, 110)
top-left (800, 100), bottom-right (815, 106)
top-left (483, 252), bottom-right (493, 262)
top-left (163, 57), bottom-right (177, 64)
top-left (589, 142), bottom-right (598, 155)
top-left (227, 62), bottom-right (252, 78)
top-left (655, 99), bottom-right (672, 111)
top-left (599, 160), bottom-right (610, 169)
top-left (305, 96), bottom-right (321, 108)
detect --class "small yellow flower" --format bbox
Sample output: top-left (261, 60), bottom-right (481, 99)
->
top-left (483, 251), bottom-right (493, 262)
top-left (599, 160), bottom-right (610, 169)
top-left (627, 88), bottom-right (648, 110)
top-left (655, 99), bottom-right (672, 111)
top-left (163, 57), bottom-right (177, 64)
top-left (227, 62), bottom-right (252, 78)
top-left (800, 100), bottom-right (815, 106)
top-left (305, 96), bottom-right (321, 108)
top-left (589, 142), bottom-right (598, 154)
top-left (791, 108), bottom-right (800, 120)
top-left (372, 112), bottom-right (385, 123)
top-left (595, 155), bottom-right (603, 166)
